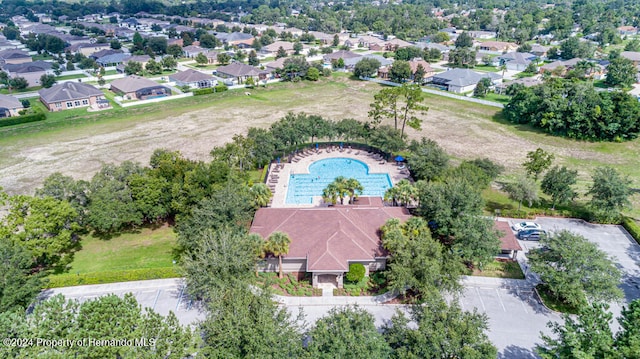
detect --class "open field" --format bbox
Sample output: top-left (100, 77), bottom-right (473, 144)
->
top-left (0, 74), bottom-right (638, 214)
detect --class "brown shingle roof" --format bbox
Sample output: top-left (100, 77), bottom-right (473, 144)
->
top-left (495, 221), bottom-right (522, 251)
top-left (110, 75), bottom-right (165, 93)
top-left (250, 205), bottom-right (411, 272)
top-left (169, 69), bottom-right (213, 83)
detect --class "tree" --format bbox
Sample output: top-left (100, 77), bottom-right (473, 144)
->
top-left (0, 241), bottom-right (44, 313)
top-left (504, 175), bottom-right (538, 210)
top-left (432, 32), bottom-right (450, 43)
top-left (124, 61), bottom-right (143, 75)
top-left (166, 44), bottom-right (183, 58)
top-left (199, 286), bottom-right (303, 358)
top-left (605, 57), bottom-right (636, 87)
top-left (369, 84), bottom-right (429, 138)
top-left (389, 60), bottom-right (412, 83)
top-left (528, 230), bottom-right (622, 307)
top-left (384, 179), bottom-right (417, 207)
top-left (161, 55), bottom-right (177, 70)
top-left (455, 31), bottom-right (474, 48)
top-left (132, 31), bottom-right (144, 52)
top-left (199, 34), bottom-right (218, 49)
top-left (1, 194), bottom-right (82, 272)
top-left (406, 138), bottom-right (449, 181)
top-left (538, 302), bottom-right (615, 359)
top-left (381, 217), bottom-right (461, 297)
top-left (51, 62), bottom-right (61, 76)
top-left (278, 57), bottom-right (310, 81)
top-left (234, 50), bottom-right (246, 63)
top-left (250, 183), bottom-right (272, 208)
top-left (615, 299), bottom-right (640, 357)
top-left (195, 52), bottom-right (208, 66)
top-left (448, 47), bottom-right (477, 68)
top-left (110, 39), bottom-right (121, 50)
top-left (145, 58), bottom-right (162, 74)
top-left (473, 77), bottom-right (492, 97)
top-left (541, 166), bottom-right (578, 210)
top-left (276, 46), bottom-right (288, 59)
top-left (297, 62), bottom-right (317, 80)
top-left (588, 166), bottom-right (632, 222)
top-left (0, 293), bottom-right (193, 358)
top-left (523, 148), bottom-right (554, 181)
top-left (36, 172), bottom-right (89, 222)
top-left (367, 126), bottom-right (406, 154)
top-left (384, 296), bottom-right (497, 358)
top-left (217, 52), bottom-right (231, 65)
top-left (306, 306), bottom-right (391, 358)
top-left (247, 50), bottom-right (259, 66)
top-left (39, 74), bottom-right (56, 88)
top-left (266, 231), bottom-right (290, 278)
top-left (353, 58), bottom-right (381, 78)
top-left (424, 48), bottom-right (442, 62)
top-left (332, 34), bottom-right (340, 47)
top-left (293, 41), bottom-right (303, 55)
top-left (560, 36), bottom-right (594, 59)
top-left (451, 215), bottom-right (501, 269)
top-left (9, 77), bottom-right (28, 91)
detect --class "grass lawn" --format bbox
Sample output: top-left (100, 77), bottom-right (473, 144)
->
top-left (52, 225), bottom-right (177, 275)
top-left (535, 284), bottom-right (580, 314)
top-left (469, 260), bottom-right (525, 279)
top-left (0, 86), bottom-right (42, 94)
top-left (474, 65), bottom-right (500, 72)
top-left (483, 92), bottom-right (511, 104)
top-left (56, 73), bottom-right (88, 80)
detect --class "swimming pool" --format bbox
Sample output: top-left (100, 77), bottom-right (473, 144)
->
top-left (285, 157), bottom-right (393, 204)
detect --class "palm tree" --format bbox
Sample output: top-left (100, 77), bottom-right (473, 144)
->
top-left (250, 183), bottom-right (272, 208)
top-left (266, 231), bottom-right (291, 278)
top-left (384, 186), bottom-right (401, 206)
top-left (248, 233), bottom-right (266, 277)
top-left (322, 182), bottom-right (340, 205)
top-left (395, 179), bottom-right (417, 207)
top-left (345, 178), bottom-right (363, 204)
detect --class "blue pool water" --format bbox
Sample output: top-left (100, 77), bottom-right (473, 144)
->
top-left (285, 158), bottom-right (393, 204)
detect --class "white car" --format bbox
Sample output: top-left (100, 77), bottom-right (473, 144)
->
top-left (512, 221), bottom-right (541, 232)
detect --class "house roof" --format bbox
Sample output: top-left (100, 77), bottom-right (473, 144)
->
top-left (0, 49), bottom-right (31, 61)
top-left (478, 41), bottom-right (517, 50)
top-left (0, 94), bottom-right (23, 109)
top-left (408, 58), bottom-right (433, 73)
top-left (3, 60), bottom-right (51, 73)
top-left (215, 32), bottom-right (253, 42)
top-left (169, 69), bottom-right (213, 82)
top-left (262, 40), bottom-right (294, 52)
top-left (323, 50), bottom-right (361, 61)
top-left (250, 205), bottom-right (411, 271)
top-left (38, 82), bottom-right (102, 103)
top-left (432, 68), bottom-right (500, 87)
top-left (182, 45), bottom-right (206, 53)
top-left (343, 54), bottom-right (393, 68)
top-left (216, 62), bottom-right (264, 77)
top-left (110, 75), bottom-right (165, 93)
top-left (124, 55), bottom-right (151, 64)
top-left (90, 49), bottom-right (123, 59)
top-left (495, 221), bottom-right (522, 252)
top-left (96, 53), bottom-right (130, 65)
top-left (621, 51), bottom-right (640, 62)
top-left (498, 52), bottom-right (536, 64)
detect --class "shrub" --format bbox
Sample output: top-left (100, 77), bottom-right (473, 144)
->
top-left (192, 88), bottom-right (213, 96)
top-left (46, 267), bottom-right (179, 288)
top-left (214, 84), bottom-right (228, 92)
top-left (346, 263), bottom-right (366, 283)
top-left (623, 217), bottom-right (640, 244)
top-left (0, 111), bottom-right (46, 128)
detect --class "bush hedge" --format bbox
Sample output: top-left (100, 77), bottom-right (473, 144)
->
top-left (623, 217), bottom-right (640, 244)
top-left (346, 263), bottom-right (365, 283)
top-left (192, 85), bottom-right (228, 96)
top-left (46, 267), bottom-right (180, 288)
top-left (0, 111), bottom-right (46, 128)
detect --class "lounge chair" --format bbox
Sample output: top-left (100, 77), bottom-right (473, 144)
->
top-left (397, 165), bottom-right (406, 170)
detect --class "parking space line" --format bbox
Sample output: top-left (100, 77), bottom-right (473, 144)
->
top-left (516, 289), bottom-right (528, 314)
top-left (175, 286), bottom-right (185, 311)
top-left (495, 289), bottom-right (506, 312)
top-left (475, 287), bottom-right (486, 311)
top-left (152, 290), bottom-right (161, 310)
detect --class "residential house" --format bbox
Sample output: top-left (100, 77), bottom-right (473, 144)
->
top-left (183, 45), bottom-right (207, 58)
top-left (377, 58), bottom-right (434, 81)
top-left (96, 53), bottom-right (130, 67)
top-left (264, 57), bottom-right (288, 73)
top-left (2, 61), bottom-right (52, 87)
top-left (38, 82), bottom-right (110, 112)
top-left (467, 30), bottom-right (496, 39)
top-left (477, 41), bottom-right (518, 53)
top-left (308, 31), bottom-right (334, 44)
top-left (384, 38), bottom-right (413, 51)
top-left (250, 203), bottom-right (411, 288)
top-left (215, 32), bottom-right (254, 47)
top-left (621, 51), bottom-right (640, 66)
top-left (539, 58), bottom-right (582, 75)
top-left (0, 94), bottom-right (24, 117)
top-left (0, 49), bottom-right (31, 65)
top-left (497, 52), bottom-right (537, 71)
top-left (169, 69), bottom-right (216, 88)
top-left (110, 75), bottom-right (171, 100)
top-left (343, 54), bottom-right (392, 70)
top-left (428, 68), bottom-right (501, 93)
top-left (530, 44), bottom-right (550, 58)
top-left (117, 55), bottom-right (151, 73)
top-left (261, 41), bottom-right (295, 56)
top-left (323, 50), bottom-right (361, 65)
top-left (89, 49), bottom-right (123, 61)
top-left (215, 62), bottom-right (269, 84)
top-left (68, 42), bottom-right (112, 57)
top-left (205, 51), bottom-right (219, 64)
top-left (358, 35), bottom-right (385, 50)
top-left (617, 26), bottom-right (638, 36)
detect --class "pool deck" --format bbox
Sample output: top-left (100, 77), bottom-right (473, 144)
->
top-left (267, 148), bottom-right (410, 208)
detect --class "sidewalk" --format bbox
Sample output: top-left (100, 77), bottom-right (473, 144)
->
top-left (274, 289), bottom-right (399, 306)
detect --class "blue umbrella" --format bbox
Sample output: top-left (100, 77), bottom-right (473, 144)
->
top-left (316, 143), bottom-right (319, 149)
top-left (395, 155), bottom-right (405, 162)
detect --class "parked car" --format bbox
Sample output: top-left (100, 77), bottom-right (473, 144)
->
top-left (518, 229), bottom-right (547, 241)
top-left (512, 221), bottom-right (541, 232)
